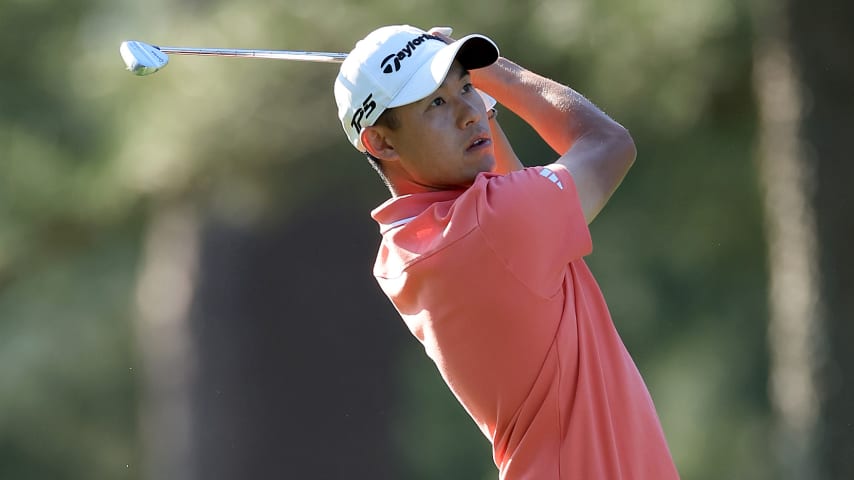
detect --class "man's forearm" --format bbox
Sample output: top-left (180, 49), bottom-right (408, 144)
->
top-left (473, 58), bottom-right (628, 153)
top-left (488, 110), bottom-right (524, 173)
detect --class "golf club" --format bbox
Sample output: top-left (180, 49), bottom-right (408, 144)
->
top-left (120, 40), bottom-right (348, 76)
top-left (120, 28), bottom-right (456, 76)
top-left (117, 30), bottom-right (497, 108)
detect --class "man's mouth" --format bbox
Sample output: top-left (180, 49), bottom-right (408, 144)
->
top-left (467, 135), bottom-right (492, 151)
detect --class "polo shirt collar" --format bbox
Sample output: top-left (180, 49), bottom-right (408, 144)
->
top-left (371, 190), bottom-right (464, 234)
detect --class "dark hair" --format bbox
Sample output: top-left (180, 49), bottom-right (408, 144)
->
top-left (364, 108), bottom-right (400, 188)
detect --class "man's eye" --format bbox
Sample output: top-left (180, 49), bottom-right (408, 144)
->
top-left (462, 83), bottom-right (474, 93)
top-left (431, 97), bottom-right (446, 107)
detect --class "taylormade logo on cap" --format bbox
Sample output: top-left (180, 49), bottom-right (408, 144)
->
top-left (334, 25), bottom-right (499, 153)
top-left (380, 33), bottom-right (441, 73)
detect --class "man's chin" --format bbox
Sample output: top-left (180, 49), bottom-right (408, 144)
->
top-left (481, 155), bottom-right (497, 174)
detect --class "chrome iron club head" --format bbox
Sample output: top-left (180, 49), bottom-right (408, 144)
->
top-left (121, 41), bottom-right (170, 76)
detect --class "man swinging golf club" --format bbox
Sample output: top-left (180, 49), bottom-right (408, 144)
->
top-left (334, 25), bottom-right (680, 479)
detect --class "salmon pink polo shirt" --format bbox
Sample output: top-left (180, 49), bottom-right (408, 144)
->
top-left (371, 164), bottom-right (679, 479)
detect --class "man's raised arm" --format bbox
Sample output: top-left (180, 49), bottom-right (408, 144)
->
top-left (473, 58), bottom-right (636, 224)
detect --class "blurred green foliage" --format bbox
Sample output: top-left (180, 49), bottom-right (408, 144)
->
top-left (1, 0), bottom-right (772, 478)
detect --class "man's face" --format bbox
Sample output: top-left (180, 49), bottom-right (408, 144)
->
top-left (383, 61), bottom-right (496, 191)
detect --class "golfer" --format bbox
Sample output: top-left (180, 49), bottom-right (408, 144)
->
top-left (334, 25), bottom-right (679, 479)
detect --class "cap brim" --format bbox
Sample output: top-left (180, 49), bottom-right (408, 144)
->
top-left (387, 34), bottom-right (499, 108)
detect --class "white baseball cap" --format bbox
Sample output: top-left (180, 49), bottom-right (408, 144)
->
top-left (334, 25), bottom-right (499, 152)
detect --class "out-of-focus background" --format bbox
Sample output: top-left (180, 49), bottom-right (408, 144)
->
top-left (1, 0), bottom-right (852, 479)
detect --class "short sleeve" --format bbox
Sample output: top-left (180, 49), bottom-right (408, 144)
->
top-left (475, 164), bottom-right (592, 297)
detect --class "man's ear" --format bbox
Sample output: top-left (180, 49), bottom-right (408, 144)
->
top-left (361, 126), bottom-right (399, 161)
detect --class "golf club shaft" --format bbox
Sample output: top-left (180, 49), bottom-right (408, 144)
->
top-left (156, 45), bottom-right (347, 64)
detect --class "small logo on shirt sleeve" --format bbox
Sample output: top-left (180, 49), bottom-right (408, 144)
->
top-left (539, 167), bottom-right (564, 190)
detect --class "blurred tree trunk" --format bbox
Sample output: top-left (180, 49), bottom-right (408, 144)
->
top-left (136, 197), bottom-right (406, 479)
top-left (754, 0), bottom-right (854, 478)
top-left (134, 201), bottom-right (200, 480)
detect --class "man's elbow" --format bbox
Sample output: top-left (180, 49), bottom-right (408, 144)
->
top-left (612, 125), bottom-right (637, 173)
top-left (601, 125), bottom-right (637, 201)
top-left (578, 126), bottom-right (637, 224)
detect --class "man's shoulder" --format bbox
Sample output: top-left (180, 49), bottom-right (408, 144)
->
top-left (469, 166), bottom-right (573, 204)
top-left (462, 165), bottom-right (577, 225)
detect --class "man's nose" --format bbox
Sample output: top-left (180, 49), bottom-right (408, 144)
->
top-left (457, 96), bottom-right (482, 127)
